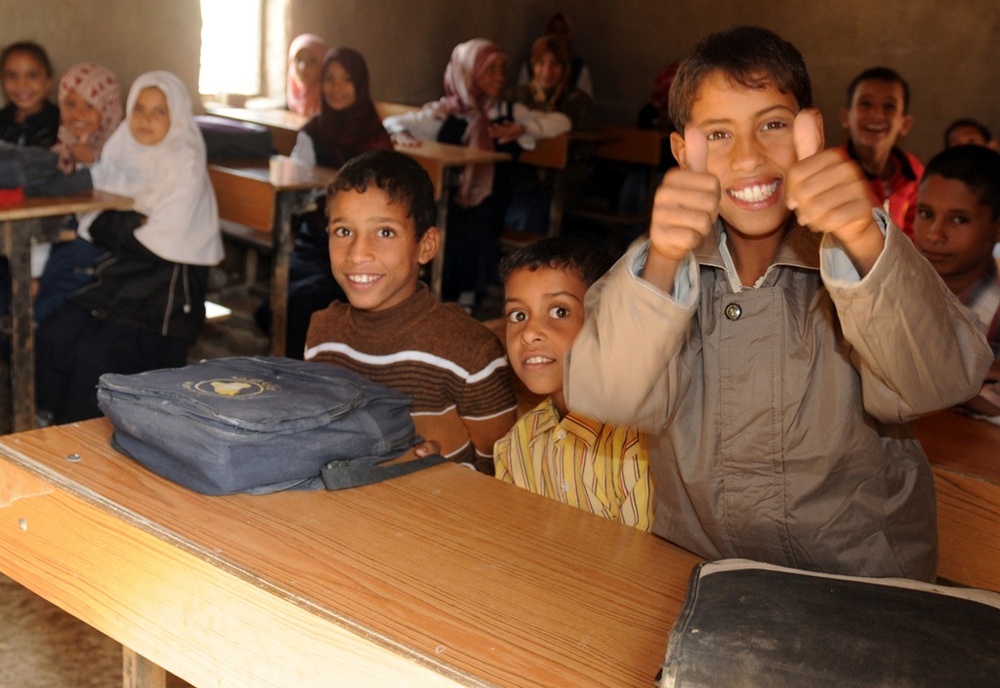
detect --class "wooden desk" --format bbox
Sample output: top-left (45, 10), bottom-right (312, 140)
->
top-left (0, 419), bottom-right (700, 687)
top-left (207, 106), bottom-right (306, 156)
top-left (0, 190), bottom-right (132, 432)
top-left (208, 156), bottom-right (338, 357)
top-left (395, 141), bottom-right (510, 296)
top-left (914, 410), bottom-right (1000, 591)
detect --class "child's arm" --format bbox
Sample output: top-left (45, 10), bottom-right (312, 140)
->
top-left (611, 427), bottom-right (654, 531)
top-left (465, 411), bottom-right (519, 472)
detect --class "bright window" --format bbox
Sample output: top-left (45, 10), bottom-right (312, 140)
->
top-left (199, 0), bottom-right (262, 96)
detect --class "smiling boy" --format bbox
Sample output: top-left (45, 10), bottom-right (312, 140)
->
top-left (565, 26), bottom-right (992, 580)
top-left (304, 150), bottom-right (518, 474)
top-left (493, 238), bottom-right (652, 530)
top-left (838, 66), bottom-right (923, 237)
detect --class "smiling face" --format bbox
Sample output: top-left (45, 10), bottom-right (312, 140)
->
top-left (475, 57), bottom-right (506, 99)
top-left (1, 50), bottom-right (51, 118)
top-left (914, 174), bottom-right (1000, 295)
top-left (840, 79), bottom-right (912, 159)
top-left (328, 187), bottom-right (439, 312)
top-left (61, 88), bottom-right (101, 140)
top-left (504, 266), bottom-right (588, 415)
top-left (671, 71), bottom-right (799, 241)
top-left (129, 86), bottom-right (170, 146)
top-left (532, 50), bottom-right (564, 91)
top-left (322, 60), bottom-right (356, 111)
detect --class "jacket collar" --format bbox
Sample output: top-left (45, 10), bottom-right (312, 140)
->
top-left (693, 218), bottom-right (822, 274)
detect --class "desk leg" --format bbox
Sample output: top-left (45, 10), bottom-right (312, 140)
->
top-left (429, 181), bottom-right (450, 298)
top-left (269, 193), bottom-right (295, 357)
top-left (122, 647), bottom-right (166, 688)
top-left (3, 219), bottom-right (36, 432)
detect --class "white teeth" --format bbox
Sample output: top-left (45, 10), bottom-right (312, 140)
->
top-left (348, 274), bottom-right (379, 284)
top-left (525, 356), bottom-right (553, 365)
top-left (730, 181), bottom-right (779, 203)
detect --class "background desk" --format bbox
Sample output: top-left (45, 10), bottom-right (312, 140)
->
top-left (914, 410), bottom-right (1000, 592)
top-left (208, 157), bottom-right (337, 357)
top-left (0, 190), bottom-right (132, 432)
top-left (0, 419), bottom-right (700, 687)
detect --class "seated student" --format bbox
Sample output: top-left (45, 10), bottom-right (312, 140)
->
top-left (257, 47), bottom-right (394, 358)
top-left (944, 118), bottom-right (998, 150)
top-left (304, 150), bottom-right (518, 474)
top-left (286, 33), bottom-right (328, 118)
top-left (506, 34), bottom-right (595, 234)
top-left (518, 11), bottom-right (593, 98)
top-left (34, 62), bottom-right (125, 324)
top-left (0, 40), bottom-right (59, 147)
top-left (838, 66), bottom-right (923, 238)
top-left (494, 237), bottom-right (653, 531)
top-left (35, 71), bottom-right (223, 424)
top-left (565, 26), bottom-right (993, 581)
top-left (912, 144), bottom-right (1000, 417)
top-left (383, 38), bottom-right (570, 310)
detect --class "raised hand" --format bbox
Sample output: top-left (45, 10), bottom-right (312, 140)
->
top-left (643, 126), bottom-right (721, 289)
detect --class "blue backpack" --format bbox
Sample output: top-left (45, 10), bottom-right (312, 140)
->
top-left (97, 356), bottom-right (444, 495)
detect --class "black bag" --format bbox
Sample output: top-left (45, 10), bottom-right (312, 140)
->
top-left (97, 356), bottom-right (445, 495)
top-left (195, 115), bottom-right (274, 161)
top-left (659, 558), bottom-right (1000, 688)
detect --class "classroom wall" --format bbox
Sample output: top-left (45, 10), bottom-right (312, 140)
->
top-left (287, 0), bottom-right (1000, 162)
top-left (2, 1), bottom-right (996, 163)
top-left (0, 0), bottom-right (202, 109)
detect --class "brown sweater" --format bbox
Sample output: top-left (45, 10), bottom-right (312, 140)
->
top-left (304, 285), bottom-right (517, 473)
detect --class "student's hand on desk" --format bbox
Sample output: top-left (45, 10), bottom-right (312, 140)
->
top-left (785, 109), bottom-right (884, 274)
top-left (390, 131), bottom-right (422, 148)
top-left (489, 121), bottom-right (526, 145)
top-left (642, 126), bottom-right (719, 290)
top-left (413, 439), bottom-right (441, 457)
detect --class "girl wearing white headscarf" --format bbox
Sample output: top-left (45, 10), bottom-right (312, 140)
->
top-left (36, 71), bottom-right (223, 424)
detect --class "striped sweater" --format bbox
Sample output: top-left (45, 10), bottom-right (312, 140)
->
top-left (304, 285), bottom-right (517, 472)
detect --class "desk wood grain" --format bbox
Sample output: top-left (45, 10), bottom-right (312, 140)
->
top-left (914, 410), bottom-right (1000, 592)
top-left (0, 419), bottom-right (699, 687)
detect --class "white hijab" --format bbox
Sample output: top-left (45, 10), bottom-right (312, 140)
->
top-left (81, 71), bottom-right (222, 266)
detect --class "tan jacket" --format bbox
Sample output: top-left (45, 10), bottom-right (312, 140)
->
top-left (566, 213), bottom-right (993, 581)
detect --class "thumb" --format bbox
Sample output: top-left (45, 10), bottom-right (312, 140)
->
top-left (684, 126), bottom-right (709, 173)
top-left (793, 108), bottom-right (824, 160)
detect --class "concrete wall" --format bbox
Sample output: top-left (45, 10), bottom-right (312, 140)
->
top-left (0, 0), bottom-right (203, 107)
top-left (2, 1), bottom-right (997, 162)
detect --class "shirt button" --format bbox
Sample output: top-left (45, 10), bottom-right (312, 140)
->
top-left (724, 303), bottom-right (743, 321)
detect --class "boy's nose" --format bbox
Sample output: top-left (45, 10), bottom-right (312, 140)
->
top-left (732, 135), bottom-right (765, 171)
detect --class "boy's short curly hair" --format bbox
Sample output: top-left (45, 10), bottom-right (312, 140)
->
top-left (668, 26), bottom-right (812, 134)
top-left (923, 144), bottom-right (1000, 221)
top-left (844, 66), bottom-right (911, 114)
top-left (498, 236), bottom-right (613, 290)
top-left (326, 150), bottom-right (436, 239)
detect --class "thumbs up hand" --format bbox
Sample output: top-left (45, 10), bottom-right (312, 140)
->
top-left (785, 109), bottom-right (883, 268)
top-left (642, 126), bottom-right (721, 290)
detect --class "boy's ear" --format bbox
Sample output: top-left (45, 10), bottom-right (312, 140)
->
top-left (899, 113), bottom-right (914, 137)
top-left (839, 107), bottom-right (851, 131)
top-left (669, 131), bottom-right (687, 170)
top-left (418, 226), bottom-right (441, 265)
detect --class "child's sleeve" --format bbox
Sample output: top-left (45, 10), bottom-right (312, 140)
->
top-left (381, 106), bottom-right (443, 141)
top-left (822, 212), bottom-right (994, 421)
top-left (565, 240), bottom-right (699, 430)
top-left (511, 102), bottom-right (571, 148)
top-left (611, 426), bottom-right (654, 532)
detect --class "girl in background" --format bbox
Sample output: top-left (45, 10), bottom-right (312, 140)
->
top-left (286, 33), bottom-right (328, 118)
top-left (36, 71), bottom-right (223, 424)
top-left (383, 38), bottom-right (570, 309)
top-left (0, 40), bottom-right (59, 147)
top-left (262, 47), bottom-right (393, 358)
top-left (34, 63), bottom-right (125, 323)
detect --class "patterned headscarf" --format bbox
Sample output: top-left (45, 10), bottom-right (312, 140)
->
top-left (435, 38), bottom-right (506, 207)
top-left (51, 63), bottom-right (124, 173)
top-left (287, 33), bottom-right (329, 117)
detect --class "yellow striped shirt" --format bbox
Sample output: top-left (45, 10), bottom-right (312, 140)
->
top-left (493, 398), bottom-right (654, 531)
